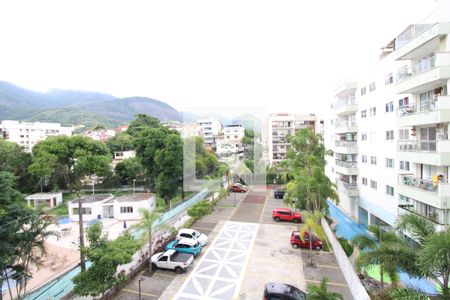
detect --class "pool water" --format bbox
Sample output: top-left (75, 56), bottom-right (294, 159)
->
top-left (57, 217), bottom-right (71, 225)
top-left (327, 201), bottom-right (437, 295)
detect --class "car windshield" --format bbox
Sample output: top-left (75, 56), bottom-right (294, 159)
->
top-left (193, 231), bottom-right (200, 238)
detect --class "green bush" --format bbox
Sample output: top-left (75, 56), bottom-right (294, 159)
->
top-left (338, 236), bottom-right (354, 257)
top-left (187, 200), bottom-right (212, 219)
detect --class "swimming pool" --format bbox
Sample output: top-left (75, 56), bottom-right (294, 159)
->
top-left (57, 217), bottom-right (71, 225)
top-left (327, 201), bottom-right (437, 295)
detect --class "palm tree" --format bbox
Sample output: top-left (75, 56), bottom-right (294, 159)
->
top-left (307, 277), bottom-right (343, 300)
top-left (352, 225), bottom-right (405, 290)
top-left (389, 288), bottom-right (430, 300)
top-left (14, 212), bottom-right (57, 297)
top-left (299, 211), bottom-right (326, 266)
top-left (133, 208), bottom-right (171, 272)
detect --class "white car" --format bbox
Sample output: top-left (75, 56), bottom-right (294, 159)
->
top-left (151, 249), bottom-right (194, 274)
top-left (177, 228), bottom-right (208, 246)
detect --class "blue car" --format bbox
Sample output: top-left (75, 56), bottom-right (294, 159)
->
top-left (165, 238), bottom-right (202, 257)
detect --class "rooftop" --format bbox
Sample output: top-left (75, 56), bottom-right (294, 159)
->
top-left (108, 193), bottom-right (154, 203)
top-left (26, 192), bottom-right (62, 200)
top-left (70, 194), bottom-right (114, 204)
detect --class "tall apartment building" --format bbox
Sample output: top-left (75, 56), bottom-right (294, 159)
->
top-left (197, 119), bottom-right (223, 149)
top-left (0, 120), bottom-right (73, 152)
top-left (268, 113), bottom-right (321, 165)
top-left (326, 0), bottom-right (450, 230)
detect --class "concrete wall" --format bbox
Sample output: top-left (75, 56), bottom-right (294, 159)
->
top-left (321, 218), bottom-right (370, 300)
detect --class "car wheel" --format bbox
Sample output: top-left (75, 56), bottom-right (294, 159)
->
top-left (175, 267), bottom-right (183, 274)
top-left (292, 244), bottom-right (299, 249)
top-left (316, 245), bottom-right (322, 250)
top-left (293, 218), bottom-right (299, 223)
top-left (151, 263), bottom-right (157, 271)
top-left (274, 217), bottom-right (280, 222)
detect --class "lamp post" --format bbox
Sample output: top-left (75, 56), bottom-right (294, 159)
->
top-left (133, 179), bottom-right (136, 194)
top-left (138, 278), bottom-right (143, 300)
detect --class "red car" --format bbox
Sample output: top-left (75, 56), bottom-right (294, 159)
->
top-left (229, 183), bottom-right (247, 193)
top-left (290, 231), bottom-right (323, 250)
top-left (272, 208), bottom-right (302, 223)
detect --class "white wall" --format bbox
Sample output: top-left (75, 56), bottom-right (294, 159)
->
top-left (68, 202), bottom-right (104, 222)
top-left (113, 197), bottom-right (156, 221)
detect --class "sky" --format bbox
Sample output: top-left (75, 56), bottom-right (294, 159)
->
top-left (0, 0), bottom-right (434, 116)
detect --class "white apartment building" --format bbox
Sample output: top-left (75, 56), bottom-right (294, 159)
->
top-left (0, 120), bottom-right (73, 152)
top-left (163, 121), bottom-right (201, 138)
top-left (326, 0), bottom-right (450, 230)
top-left (197, 119), bottom-right (223, 148)
top-left (223, 124), bottom-right (245, 144)
top-left (268, 113), bottom-right (320, 165)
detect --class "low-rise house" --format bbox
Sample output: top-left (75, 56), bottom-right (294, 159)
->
top-left (111, 150), bottom-right (136, 169)
top-left (68, 193), bottom-right (156, 222)
top-left (26, 192), bottom-right (63, 209)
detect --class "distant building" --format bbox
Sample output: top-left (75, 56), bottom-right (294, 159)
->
top-left (111, 150), bottom-right (136, 169)
top-left (267, 113), bottom-right (320, 165)
top-left (216, 139), bottom-right (243, 158)
top-left (163, 121), bottom-right (201, 138)
top-left (84, 128), bottom-right (116, 142)
top-left (26, 192), bottom-right (63, 209)
top-left (115, 125), bottom-right (129, 133)
top-left (0, 120), bottom-right (73, 152)
top-left (223, 124), bottom-right (245, 144)
top-left (68, 193), bottom-right (156, 222)
top-left (197, 119), bottom-right (223, 148)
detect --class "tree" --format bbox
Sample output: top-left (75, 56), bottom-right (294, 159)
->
top-left (13, 211), bottom-right (56, 297)
top-left (133, 208), bottom-right (171, 272)
top-left (306, 277), bottom-right (343, 300)
top-left (352, 225), bottom-right (405, 290)
top-left (298, 211), bottom-right (326, 266)
top-left (115, 158), bottom-right (144, 184)
top-left (72, 223), bottom-right (140, 297)
top-left (28, 152), bottom-right (57, 192)
top-left (0, 171), bottom-right (31, 300)
top-left (127, 114), bottom-right (161, 137)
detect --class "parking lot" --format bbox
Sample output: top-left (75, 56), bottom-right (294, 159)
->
top-left (115, 187), bottom-right (353, 300)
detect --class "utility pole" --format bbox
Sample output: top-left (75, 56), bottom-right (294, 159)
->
top-left (78, 196), bottom-right (86, 271)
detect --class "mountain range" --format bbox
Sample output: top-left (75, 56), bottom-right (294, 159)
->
top-left (0, 81), bottom-right (181, 129)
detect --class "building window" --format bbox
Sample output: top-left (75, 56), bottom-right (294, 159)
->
top-left (73, 208), bottom-right (92, 215)
top-left (120, 206), bottom-right (133, 213)
top-left (386, 185), bottom-right (394, 196)
top-left (360, 87), bottom-right (367, 96)
top-left (385, 101), bottom-right (394, 112)
top-left (399, 97), bottom-right (409, 108)
top-left (400, 161), bottom-right (410, 171)
top-left (370, 156), bottom-right (377, 165)
top-left (385, 73), bottom-right (393, 85)
top-left (362, 155), bottom-right (367, 163)
top-left (370, 180), bottom-right (377, 189)
top-left (369, 82), bottom-right (376, 92)
top-left (362, 177), bottom-right (368, 185)
top-left (386, 158), bottom-right (394, 168)
top-left (399, 129), bottom-right (409, 140)
top-left (361, 110), bottom-right (367, 118)
top-left (386, 130), bottom-right (394, 140)
top-left (361, 133), bottom-right (367, 141)
top-left (369, 107), bottom-right (377, 116)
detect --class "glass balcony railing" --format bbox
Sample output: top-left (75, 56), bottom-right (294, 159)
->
top-left (335, 160), bottom-right (358, 169)
top-left (335, 120), bottom-right (357, 129)
top-left (334, 97), bottom-right (357, 110)
top-left (398, 174), bottom-right (440, 192)
top-left (396, 56), bottom-right (436, 83)
top-left (395, 12), bottom-right (436, 49)
top-left (397, 140), bottom-right (437, 152)
top-left (337, 180), bottom-right (358, 191)
top-left (335, 140), bottom-right (357, 148)
top-left (398, 98), bottom-right (438, 116)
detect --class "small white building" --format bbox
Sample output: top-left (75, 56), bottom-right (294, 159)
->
top-left (26, 192), bottom-right (63, 209)
top-left (68, 193), bottom-right (156, 222)
top-left (223, 124), bottom-right (245, 144)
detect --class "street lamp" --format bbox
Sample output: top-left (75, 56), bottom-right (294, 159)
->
top-left (138, 278), bottom-right (144, 300)
top-left (133, 179), bottom-right (136, 194)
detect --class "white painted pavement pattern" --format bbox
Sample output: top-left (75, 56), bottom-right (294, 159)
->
top-left (173, 221), bottom-right (259, 300)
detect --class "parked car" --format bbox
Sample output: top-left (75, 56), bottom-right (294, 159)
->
top-left (263, 282), bottom-right (307, 300)
top-left (151, 249), bottom-right (194, 274)
top-left (290, 231), bottom-right (323, 250)
top-left (177, 228), bottom-right (208, 246)
top-left (272, 208), bottom-right (302, 223)
top-left (165, 238), bottom-right (202, 257)
top-left (229, 183), bottom-right (248, 193)
top-left (274, 189), bottom-right (285, 199)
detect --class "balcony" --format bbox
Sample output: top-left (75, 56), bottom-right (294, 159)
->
top-left (337, 180), bottom-right (359, 197)
top-left (334, 97), bottom-right (357, 115)
top-left (334, 81), bottom-right (357, 97)
top-left (395, 52), bottom-right (450, 94)
top-left (398, 96), bottom-right (450, 126)
top-left (397, 139), bottom-right (450, 165)
top-left (334, 120), bottom-right (357, 134)
top-left (397, 174), bottom-right (450, 209)
top-left (398, 204), bottom-right (447, 230)
top-left (335, 160), bottom-right (358, 175)
top-left (334, 140), bottom-right (358, 154)
top-left (395, 22), bottom-right (450, 60)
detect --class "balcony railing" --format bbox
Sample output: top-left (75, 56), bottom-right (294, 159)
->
top-left (398, 174), bottom-right (440, 192)
top-left (335, 120), bottom-right (357, 129)
top-left (398, 204), bottom-right (446, 225)
top-left (396, 56), bottom-right (436, 83)
top-left (335, 140), bottom-right (357, 148)
top-left (397, 140), bottom-right (437, 152)
top-left (398, 98), bottom-right (438, 116)
top-left (395, 12), bottom-right (436, 49)
top-left (335, 160), bottom-right (358, 169)
top-left (337, 180), bottom-right (358, 191)
top-left (334, 97), bottom-right (357, 110)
